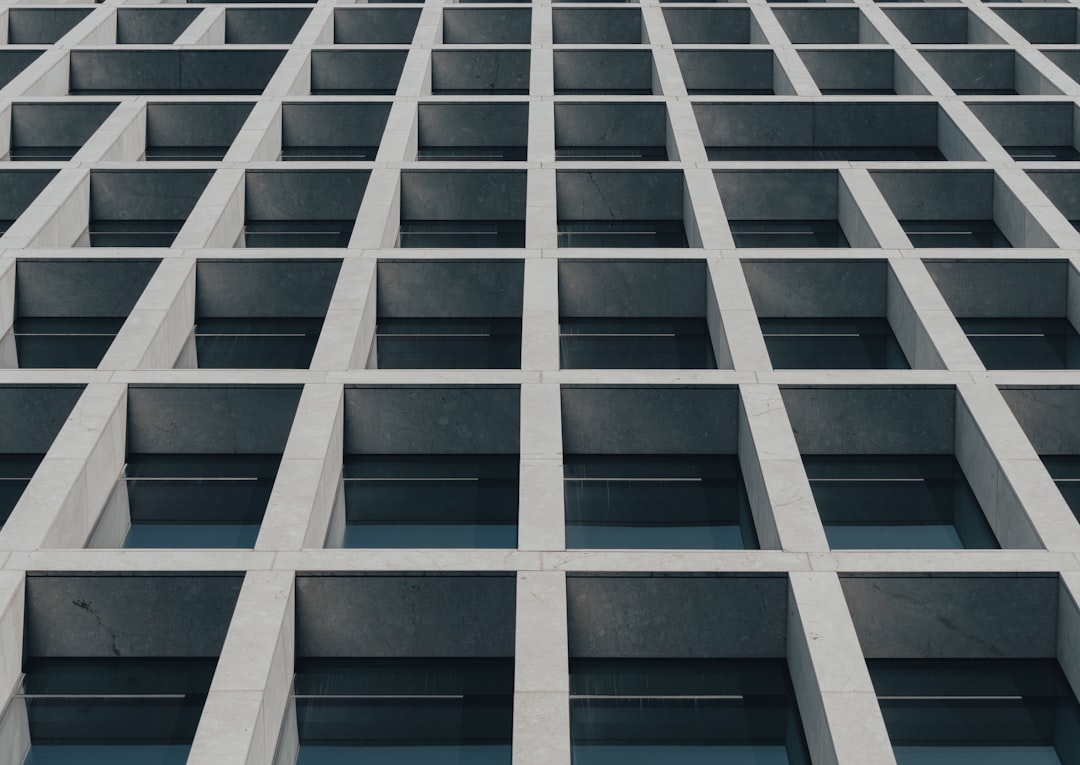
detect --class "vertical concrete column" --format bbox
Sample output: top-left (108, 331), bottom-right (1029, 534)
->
top-left (310, 259), bottom-right (376, 372)
top-left (225, 101), bottom-right (283, 164)
top-left (530, 6), bottom-right (553, 98)
top-left (708, 259), bottom-right (770, 371)
top-left (748, 6), bottom-right (819, 96)
top-left (0, 103), bottom-right (10, 160)
top-left (886, 259), bottom-right (945, 371)
top-left (520, 258), bottom-right (559, 373)
top-left (0, 384), bottom-right (127, 551)
top-left (788, 573), bottom-right (897, 765)
top-left (684, 168), bottom-right (734, 250)
top-left (0, 168), bottom-right (88, 250)
top-left (0, 572), bottom-right (28, 765)
top-left (1058, 574), bottom-right (1080, 700)
top-left (292, 3), bottom-right (332, 47)
top-left (174, 7), bottom-right (225, 45)
top-left (188, 570), bottom-right (296, 765)
top-left (838, 169), bottom-right (908, 250)
top-left (738, 384), bottom-right (829, 552)
top-left (263, 49), bottom-right (310, 98)
top-left (955, 384), bottom-right (1080, 551)
top-left (886, 258), bottom-right (984, 372)
top-left (995, 167), bottom-right (1080, 249)
top-left (73, 100), bottom-right (145, 163)
top-left (640, 7), bottom-right (685, 98)
top-left (0, 49), bottom-right (68, 99)
top-left (395, 1), bottom-right (441, 97)
top-left (172, 167), bottom-right (245, 250)
top-left (60, 7), bottom-right (115, 46)
top-left (98, 258), bottom-right (195, 371)
top-left (518, 383), bottom-right (564, 551)
top-left (256, 384), bottom-right (344, 552)
top-left (1068, 258), bottom-right (1080, 335)
top-left (513, 572), bottom-right (571, 765)
top-left (348, 168), bottom-right (400, 249)
top-left (376, 101), bottom-right (417, 163)
top-left (0, 258), bottom-right (14, 367)
top-left (526, 168), bottom-right (557, 251)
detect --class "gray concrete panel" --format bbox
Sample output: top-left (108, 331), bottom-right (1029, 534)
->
top-left (560, 386), bottom-right (739, 454)
top-left (566, 574), bottom-right (789, 658)
top-left (343, 385), bottom-right (520, 454)
top-left (295, 574), bottom-right (516, 657)
top-left (25, 573), bottom-right (243, 657)
top-left (840, 574), bottom-right (1058, 658)
top-left (780, 386), bottom-right (956, 454)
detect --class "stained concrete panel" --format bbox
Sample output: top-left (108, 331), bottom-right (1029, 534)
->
top-left (376, 259), bottom-right (524, 318)
top-left (418, 103), bottom-right (528, 148)
top-left (0, 385), bottom-right (83, 453)
top-left (7, 8), bottom-right (92, 45)
top-left (840, 574), bottom-right (1058, 658)
top-left (195, 259), bottom-right (342, 318)
top-left (25, 573), bottom-right (243, 657)
top-left (1000, 388), bottom-right (1080, 455)
top-left (399, 170), bottom-right (526, 221)
top-left (146, 102), bottom-right (255, 149)
top-left (556, 170), bottom-right (683, 220)
top-left (343, 386), bottom-right (520, 454)
top-left (295, 574), bottom-right (516, 657)
top-left (69, 50), bottom-right (287, 94)
top-left (560, 386), bottom-right (739, 455)
top-left (244, 170), bottom-right (369, 221)
top-left (566, 574), bottom-right (789, 658)
top-left (0, 170), bottom-right (57, 222)
top-left (714, 170), bottom-right (840, 220)
top-left (558, 259), bottom-right (706, 318)
top-left (742, 260), bottom-right (888, 318)
top-left (116, 8), bottom-right (201, 44)
top-left (90, 170), bottom-right (213, 220)
top-left (924, 260), bottom-right (1069, 318)
top-left (126, 385), bottom-right (302, 454)
top-left (16, 259), bottom-right (159, 318)
top-left (780, 386), bottom-right (956, 455)
top-left (11, 102), bottom-right (118, 149)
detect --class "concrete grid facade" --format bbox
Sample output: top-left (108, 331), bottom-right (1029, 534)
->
top-left (3, 0), bottom-right (1080, 763)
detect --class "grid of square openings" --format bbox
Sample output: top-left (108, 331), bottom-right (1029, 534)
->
top-left (5, 2), bottom-right (1080, 765)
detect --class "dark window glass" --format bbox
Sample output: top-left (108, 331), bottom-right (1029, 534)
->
top-left (560, 317), bottom-right (717, 369)
top-left (1006, 145), bottom-right (1080, 161)
top-left (433, 88), bottom-right (528, 96)
top-left (707, 147), bottom-right (944, 161)
top-left (563, 455), bottom-right (758, 549)
top-left (805, 454), bottom-right (998, 550)
top-left (194, 317), bottom-right (324, 369)
top-left (18, 657), bottom-right (216, 765)
top-left (244, 221), bottom-right (354, 248)
top-left (281, 146), bottom-right (379, 161)
top-left (868, 659), bottom-right (1080, 765)
top-left (376, 318), bottom-right (522, 369)
top-left (0, 454), bottom-right (42, 527)
top-left (1044, 455), bottom-right (1080, 521)
top-left (343, 454), bottom-right (518, 548)
top-left (818, 88), bottom-right (895, 95)
top-left (310, 88), bottom-right (397, 96)
top-left (9, 147), bottom-right (79, 161)
top-left (144, 146), bottom-right (229, 161)
top-left (556, 146), bottom-right (667, 161)
top-left (687, 88), bottom-right (774, 95)
top-left (14, 317), bottom-right (125, 369)
top-left (570, 659), bottom-right (811, 765)
top-left (729, 220), bottom-right (850, 248)
top-left (89, 220), bottom-right (184, 247)
top-left (293, 658), bottom-right (514, 765)
top-left (901, 220), bottom-right (1012, 248)
top-left (555, 88), bottom-right (652, 96)
top-left (397, 221), bottom-right (526, 248)
top-left (760, 317), bottom-right (910, 370)
top-left (120, 453), bottom-right (279, 548)
top-left (417, 146), bottom-right (527, 161)
top-left (958, 317), bottom-right (1080, 370)
top-left (557, 220), bottom-right (688, 248)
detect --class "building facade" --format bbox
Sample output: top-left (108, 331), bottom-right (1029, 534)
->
top-left (1, 0), bottom-right (1080, 763)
